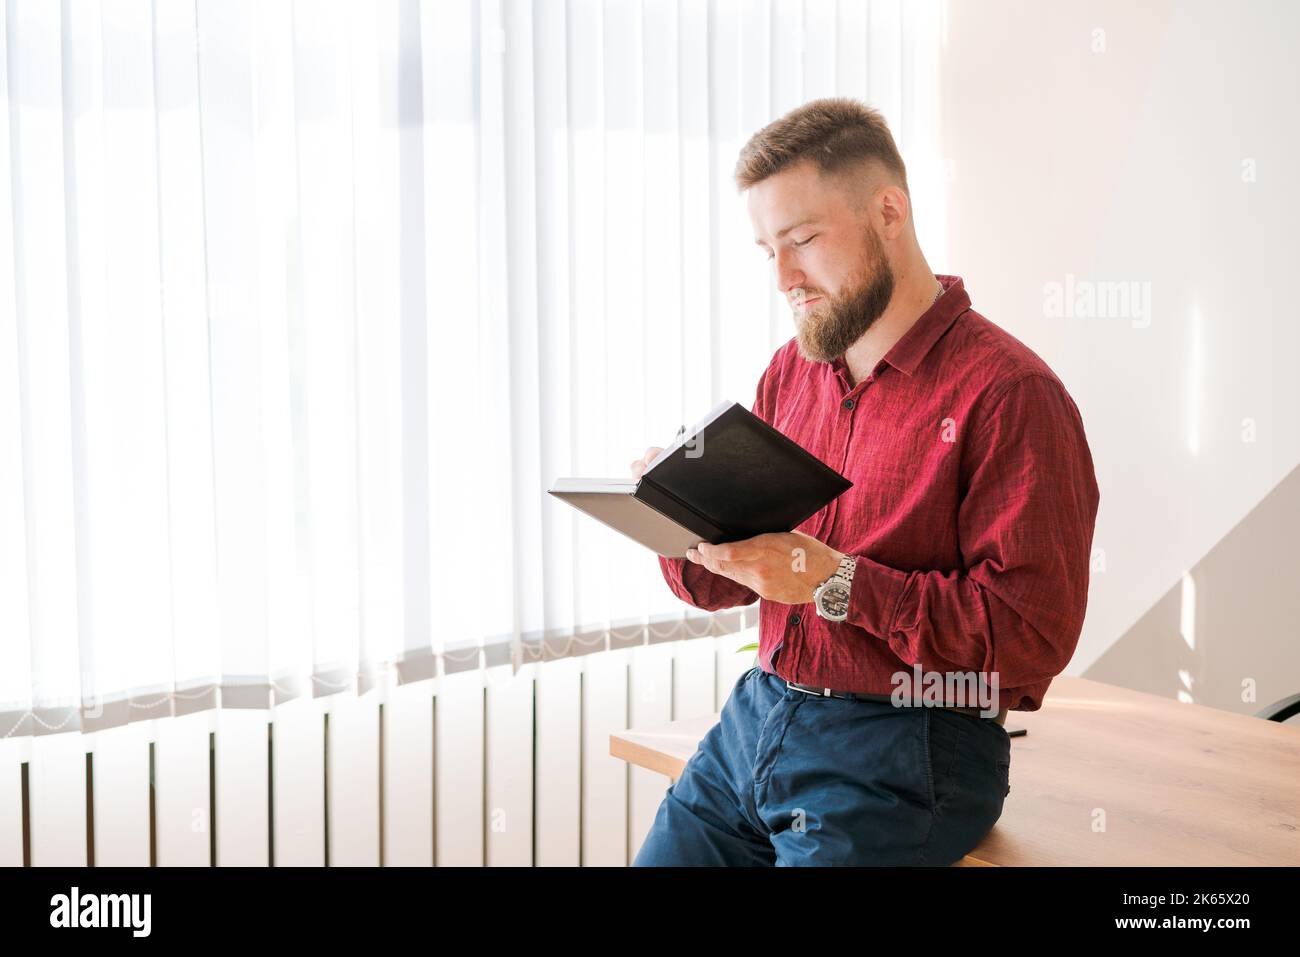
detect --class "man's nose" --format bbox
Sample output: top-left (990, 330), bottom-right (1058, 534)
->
top-left (774, 250), bottom-right (805, 297)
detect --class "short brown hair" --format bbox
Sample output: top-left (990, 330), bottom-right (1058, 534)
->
top-left (733, 97), bottom-right (908, 197)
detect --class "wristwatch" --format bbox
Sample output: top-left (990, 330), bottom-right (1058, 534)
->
top-left (812, 555), bottom-right (857, 622)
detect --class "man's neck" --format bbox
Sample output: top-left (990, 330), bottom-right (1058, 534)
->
top-left (841, 264), bottom-right (940, 388)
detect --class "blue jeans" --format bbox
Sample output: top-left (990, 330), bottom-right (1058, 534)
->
top-left (633, 666), bottom-right (1011, 866)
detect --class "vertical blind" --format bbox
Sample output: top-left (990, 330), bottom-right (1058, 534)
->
top-left (0, 0), bottom-right (942, 738)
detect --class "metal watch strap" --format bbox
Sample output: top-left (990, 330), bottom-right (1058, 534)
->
top-left (813, 554), bottom-right (857, 621)
top-left (824, 554), bottom-right (856, 588)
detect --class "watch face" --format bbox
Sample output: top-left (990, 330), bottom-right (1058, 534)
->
top-left (818, 583), bottom-right (850, 620)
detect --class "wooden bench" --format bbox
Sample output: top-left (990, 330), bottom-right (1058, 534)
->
top-left (611, 676), bottom-right (1300, 865)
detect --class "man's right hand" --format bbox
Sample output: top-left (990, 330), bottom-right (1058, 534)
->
top-left (630, 446), bottom-right (664, 480)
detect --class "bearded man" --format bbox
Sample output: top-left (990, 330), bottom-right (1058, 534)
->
top-left (630, 97), bottom-right (1100, 867)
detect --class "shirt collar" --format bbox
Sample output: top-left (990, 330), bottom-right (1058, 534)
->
top-left (831, 274), bottom-right (971, 379)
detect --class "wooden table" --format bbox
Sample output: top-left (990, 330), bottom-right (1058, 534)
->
top-left (610, 676), bottom-right (1300, 866)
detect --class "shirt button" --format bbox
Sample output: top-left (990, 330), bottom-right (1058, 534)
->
top-left (789, 613), bottom-right (801, 626)
top-left (842, 398), bottom-right (855, 410)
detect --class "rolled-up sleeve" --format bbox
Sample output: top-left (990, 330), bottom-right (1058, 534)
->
top-left (844, 373), bottom-right (1100, 705)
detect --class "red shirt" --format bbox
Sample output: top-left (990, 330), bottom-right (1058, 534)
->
top-left (658, 275), bottom-right (1100, 711)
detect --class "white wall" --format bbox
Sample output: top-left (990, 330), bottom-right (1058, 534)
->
top-left (936, 0), bottom-right (1300, 672)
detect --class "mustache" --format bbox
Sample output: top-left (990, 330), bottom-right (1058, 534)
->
top-left (795, 267), bottom-right (894, 362)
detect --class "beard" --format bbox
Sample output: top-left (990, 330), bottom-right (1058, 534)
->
top-left (793, 225), bottom-right (895, 364)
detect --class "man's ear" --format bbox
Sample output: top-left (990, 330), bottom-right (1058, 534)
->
top-left (876, 184), bottom-right (910, 240)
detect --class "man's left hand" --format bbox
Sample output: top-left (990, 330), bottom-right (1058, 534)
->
top-left (686, 531), bottom-right (846, 605)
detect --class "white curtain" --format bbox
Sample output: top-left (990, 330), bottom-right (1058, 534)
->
top-left (0, 0), bottom-right (941, 739)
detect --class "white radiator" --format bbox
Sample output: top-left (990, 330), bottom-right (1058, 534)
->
top-left (0, 633), bottom-right (756, 866)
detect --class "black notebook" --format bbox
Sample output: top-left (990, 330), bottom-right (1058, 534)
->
top-left (547, 400), bottom-right (852, 558)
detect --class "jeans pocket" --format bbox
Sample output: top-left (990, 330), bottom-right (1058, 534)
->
top-left (995, 756), bottom-right (1010, 797)
top-left (722, 666), bottom-right (758, 710)
top-left (925, 708), bottom-right (968, 816)
top-left (919, 710), bottom-right (936, 813)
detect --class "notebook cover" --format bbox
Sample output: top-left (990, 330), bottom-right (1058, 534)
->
top-left (637, 402), bottom-right (851, 542)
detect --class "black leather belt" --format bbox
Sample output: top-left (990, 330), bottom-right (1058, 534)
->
top-left (785, 681), bottom-right (1008, 726)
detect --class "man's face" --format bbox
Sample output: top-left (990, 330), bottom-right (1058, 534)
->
top-left (748, 160), bottom-right (895, 363)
